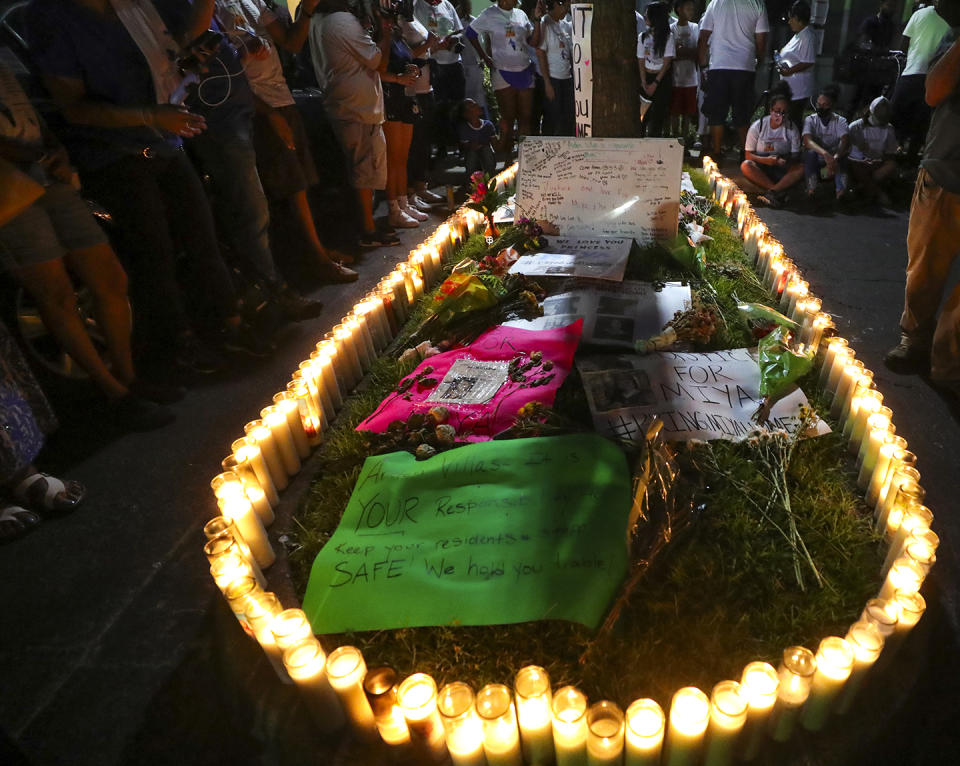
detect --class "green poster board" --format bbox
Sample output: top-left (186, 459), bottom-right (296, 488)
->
top-left (303, 434), bottom-right (632, 633)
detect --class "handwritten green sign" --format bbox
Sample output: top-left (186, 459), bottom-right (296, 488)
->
top-left (303, 435), bottom-right (631, 633)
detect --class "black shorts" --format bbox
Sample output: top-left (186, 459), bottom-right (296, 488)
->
top-left (702, 69), bottom-right (756, 128)
top-left (252, 105), bottom-right (319, 200)
top-left (383, 83), bottom-right (420, 124)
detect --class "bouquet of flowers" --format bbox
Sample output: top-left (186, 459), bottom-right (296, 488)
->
top-left (464, 171), bottom-right (512, 241)
top-left (635, 299), bottom-right (719, 354)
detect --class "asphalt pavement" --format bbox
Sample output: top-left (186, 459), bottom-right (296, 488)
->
top-left (2, 163), bottom-right (959, 766)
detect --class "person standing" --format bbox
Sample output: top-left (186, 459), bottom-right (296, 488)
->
top-left (698, 0), bottom-right (769, 159)
top-left (776, 1), bottom-right (817, 131)
top-left (670, 0), bottom-right (700, 143)
top-left (414, 0), bottom-right (466, 158)
top-left (537, 0), bottom-right (574, 136)
top-left (884, 1), bottom-right (960, 398)
top-left (638, 2), bottom-right (675, 139)
top-left (456, 0), bottom-right (491, 118)
top-left (890, 3), bottom-right (951, 161)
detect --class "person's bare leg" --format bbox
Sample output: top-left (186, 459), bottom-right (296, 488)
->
top-left (13, 259), bottom-right (128, 398)
top-left (516, 87), bottom-right (534, 142)
top-left (495, 88), bottom-right (518, 154)
top-left (357, 188), bottom-right (376, 233)
top-left (710, 125), bottom-right (724, 157)
top-left (770, 164), bottom-right (805, 193)
top-left (64, 242), bottom-right (135, 385)
top-left (288, 189), bottom-right (341, 267)
top-left (740, 160), bottom-right (775, 190)
top-left (383, 121), bottom-right (405, 201)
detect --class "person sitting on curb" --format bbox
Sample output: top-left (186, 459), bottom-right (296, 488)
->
top-left (740, 85), bottom-right (804, 208)
top-left (802, 83), bottom-right (850, 204)
top-left (847, 96), bottom-right (899, 207)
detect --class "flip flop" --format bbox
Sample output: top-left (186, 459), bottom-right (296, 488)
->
top-left (0, 503), bottom-right (41, 543)
top-left (12, 472), bottom-right (86, 514)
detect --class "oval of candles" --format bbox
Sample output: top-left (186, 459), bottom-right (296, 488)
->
top-left (219, 493), bottom-right (275, 568)
top-left (625, 698), bottom-right (664, 766)
top-left (244, 420), bottom-right (288, 490)
top-left (768, 646), bottom-right (816, 742)
top-left (261, 406), bottom-right (301, 476)
top-left (738, 661), bottom-right (779, 761)
top-left (553, 686), bottom-right (589, 766)
top-left (364, 666), bottom-right (411, 747)
top-left (285, 638), bottom-right (346, 733)
top-left (664, 687), bottom-right (709, 766)
top-left (586, 700), bottom-right (624, 766)
top-left (476, 684), bottom-right (523, 766)
top-left (326, 646), bottom-right (377, 740)
top-left (800, 636), bottom-right (854, 731)
top-left (397, 673), bottom-right (448, 763)
top-left (439, 682), bottom-right (485, 766)
top-left (232, 438), bottom-right (279, 506)
top-left (514, 665), bottom-right (554, 765)
top-left (836, 621), bottom-right (884, 714)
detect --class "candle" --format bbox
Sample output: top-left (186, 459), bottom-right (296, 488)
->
top-left (738, 661), bottom-right (779, 761)
top-left (823, 346), bottom-right (854, 397)
top-left (800, 636), bottom-right (854, 731)
top-left (883, 528), bottom-right (939, 578)
top-left (817, 337), bottom-right (849, 386)
top-left (346, 313), bottom-right (377, 370)
top-left (210, 551), bottom-right (256, 592)
top-left (477, 684), bottom-right (523, 766)
top-left (838, 370), bottom-right (874, 431)
top-left (875, 467), bottom-right (922, 532)
top-left (703, 681), bottom-right (747, 766)
top-left (232, 438), bottom-right (279, 506)
top-left (830, 359), bottom-right (864, 417)
top-left (203, 531), bottom-right (266, 588)
top-left (892, 589), bottom-right (926, 637)
top-left (261, 406), bottom-right (301, 476)
top-left (387, 273), bottom-right (410, 321)
top-left (768, 646), bottom-right (816, 742)
top-left (860, 598), bottom-right (899, 639)
top-left (880, 556), bottom-right (926, 601)
top-left (286, 380), bottom-right (323, 446)
top-left (284, 638), bottom-right (346, 733)
top-left (865, 437), bottom-right (907, 508)
top-left (836, 621), bottom-right (884, 714)
top-left (244, 591), bottom-right (289, 682)
top-left (624, 698), bottom-right (663, 766)
top-left (514, 665), bottom-right (555, 765)
top-left (397, 673), bottom-right (448, 763)
top-left (796, 296), bottom-right (821, 331)
top-left (210, 470), bottom-right (244, 502)
top-left (272, 392), bottom-right (311, 458)
top-left (856, 409), bottom-right (894, 476)
top-left (845, 389), bottom-right (882, 452)
top-left (364, 666), bottom-right (412, 748)
top-left (219, 493), bottom-right (275, 568)
top-left (326, 646), bottom-right (377, 740)
top-left (663, 687), bottom-right (709, 766)
top-left (355, 298), bottom-right (390, 351)
top-left (223, 575), bottom-right (260, 634)
top-left (553, 686), bottom-right (588, 766)
top-left (244, 420), bottom-right (288, 490)
top-left (439, 682), bottom-right (486, 766)
top-left (270, 608), bottom-right (314, 656)
top-left (311, 342), bottom-right (343, 411)
top-left (333, 325), bottom-right (364, 387)
top-left (801, 312), bottom-right (831, 352)
top-left (221, 456), bottom-right (275, 525)
top-left (586, 701), bottom-right (624, 766)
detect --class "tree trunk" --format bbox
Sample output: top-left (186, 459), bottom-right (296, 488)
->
top-left (592, 0), bottom-right (640, 137)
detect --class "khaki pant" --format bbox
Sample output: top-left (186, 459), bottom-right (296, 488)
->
top-left (901, 168), bottom-right (960, 382)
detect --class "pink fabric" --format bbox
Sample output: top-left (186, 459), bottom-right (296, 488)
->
top-left (358, 321), bottom-right (583, 440)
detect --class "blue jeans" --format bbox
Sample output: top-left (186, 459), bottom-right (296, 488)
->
top-left (190, 119), bottom-right (278, 285)
top-left (804, 150), bottom-right (848, 194)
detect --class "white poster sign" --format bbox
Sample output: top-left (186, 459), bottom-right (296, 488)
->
top-left (577, 349), bottom-right (831, 443)
top-left (505, 281), bottom-right (691, 349)
top-left (571, 3), bottom-right (593, 136)
top-left (516, 137), bottom-right (683, 242)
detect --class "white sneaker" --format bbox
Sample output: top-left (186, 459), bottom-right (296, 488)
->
top-left (388, 204), bottom-right (419, 228)
top-left (399, 195), bottom-right (428, 221)
top-left (408, 195), bottom-right (433, 213)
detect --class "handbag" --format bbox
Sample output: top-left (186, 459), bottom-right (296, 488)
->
top-left (0, 156), bottom-right (45, 228)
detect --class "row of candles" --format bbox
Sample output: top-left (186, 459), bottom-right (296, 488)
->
top-left (197, 159), bottom-right (933, 766)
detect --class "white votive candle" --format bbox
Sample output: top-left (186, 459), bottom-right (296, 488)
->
top-left (326, 646), bottom-right (377, 740)
top-left (244, 420), bottom-right (288, 490)
top-left (311, 342), bottom-right (343, 411)
top-left (703, 681), bottom-right (747, 766)
top-left (515, 665), bottom-right (555, 765)
top-left (768, 647), bottom-right (816, 742)
top-left (210, 552), bottom-right (255, 592)
top-left (261, 406), bottom-right (300, 476)
top-left (624, 698), bottom-right (664, 766)
top-left (586, 701), bottom-right (624, 766)
top-left (477, 684), bottom-right (523, 766)
top-left (398, 673), bottom-right (448, 763)
top-left (856, 410), bottom-right (894, 477)
top-left (892, 589), bottom-right (926, 637)
top-left (203, 531), bottom-right (266, 589)
top-left (818, 337), bottom-right (849, 386)
top-left (439, 682), bottom-right (486, 766)
top-left (879, 557), bottom-right (926, 601)
top-left (272, 392), bottom-right (311, 458)
top-left (221, 456), bottom-right (275, 525)
top-left (836, 621), bottom-right (884, 714)
top-left (219, 493), bottom-right (275, 568)
top-left (875, 468), bottom-right (922, 532)
top-left (801, 636), bottom-right (854, 731)
top-left (861, 598), bottom-right (900, 639)
top-left (284, 638), bottom-right (346, 734)
top-left (866, 438), bottom-right (907, 508)
top-left (244, 591), bottom-right (288, 682)
top-left (738, 661), bottom-right (779, 761)
top-left (223, 575), bottom-right (260, 634)
top-left (553, 686), bottom-right (588, 766)
top-left (270, 608), bottom-right (314, 656)
top-left (232, 438), bottom-right (279, 507)
top-left (664, 687), bottom-right (710, 766)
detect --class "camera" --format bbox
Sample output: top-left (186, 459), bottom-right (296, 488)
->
top-left (452, 38), bottom-right (465, 54)
top-left (176, 29), bottom-right (223, 75)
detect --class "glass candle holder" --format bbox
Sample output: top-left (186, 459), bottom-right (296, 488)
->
top-left (802, 312), bottom-right (831, 352)
top-left (875, 467), bottom-right (922, 532)
top-left (738, 661), bottom-right (779, 761)
top-left (830, 359), bottom-right (864, 417)
top-left (664, 687), bottom-right (709, 766)
top-left (210, 551), bottom-right (255, 592)
top-left (345, 313), bottom-right (376, 370)
top-left (879, 557), bottom-right (925, 601)
top-left (861, 597), bottom-right (900, 638)
top-left (223, 575), bottom-right (261, 634)
top-left (823, 346), bottom-right (854, 398)
top-left (838, 370), bottom-right (874, 431)
top-left (311, 341), bottom-right (343, 411)
top-left (625, 698), bottom-right (664, 766)
top-left (232, 438), bottom-right (279, 507)
top-left (886, 503), bottom-right (933, 557)
top-left (866, 437), bottom-right (908, 508)
top-left (326, 646), bottom-right (377, 740)
top-left (768, 646), bottom-right (816, 742)
top-left (218, 493), bottom-right (275, 568)
top-left (817, 337), bottom-right (849, 386)
top-left (836, 621), bottom-right (884, 714)
top-left (514, 665), bottom-right (554, 765)
top-left (586, 700), bottom-right (624, 766)
top-left (244, 591), bottom-right (288, 681)
top-left (243, 420), bottom-right (288, 490)
top-left (272, 392), bottom-right (311, 458)
top-left (397, 673), bottom-right (448, 763)
top-left (439, 682), bottom-right (485, 766)
top-left (284, 638), bottom-right (346, 734)
top-left (203, 525), bottom-right (265, 588)
top-left (856, 409), bottom-right (894, 476)
top-left (553, 686), bottom-right (588, 766)
top-left (211, 471), bottom-right (244, 503)
top-left (800, 636), bottom-right (854, 731)
top-left (221, 455), bottom-right (275, 524)
top-left (703, 681), bottom-right (747, 766)
top-left (260, 405), bottom-right (301, 476)
top-left (892, 589), bottom-right (926, 637)
top-left (270, 608), bottom-right (314, 654)
top-left (476, 684), bottom-right (523, 766)
top-left (364, 666), bottom-right (411, 748)
top-left (285, 381), bottom-right (323, 445)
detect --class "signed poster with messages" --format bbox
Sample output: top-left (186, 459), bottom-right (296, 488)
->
top-left (515, 137), bottom-right (683, 243)
top-left (302, 435), bottom-right (632, 632)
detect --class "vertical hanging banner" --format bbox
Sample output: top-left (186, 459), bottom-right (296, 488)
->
top-left (571, 3), bottom-right (593, 137)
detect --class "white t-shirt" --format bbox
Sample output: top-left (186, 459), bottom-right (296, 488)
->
top-left (468, 5), bottom-right (535, 72)
top-left (637, 29), bottom-right (676, 73)
top-left (802, 112), bottom-right (849, 154)
top-left (902, 6), bottom-right (951, 76)
top-left (671, 21), bottom-right (699, 88)
top-left (216, 0), bottom-right (294, 107)
top-left (779, 25), bottom-right (817, 100)
top-left (413, 0), bottom-right (463, 65)
top-left (745, 115), bottom-right (800, 157)
top-left (700, 0), bottom-right (770, 72)
top-left (848, 118), bottom-right (899, 161)
top-left (309, 11), bottom-right (384, 124)
top-left (538, 15), bottom-right (572, 79)
top-left (401, 18), bottom-right (433, 95)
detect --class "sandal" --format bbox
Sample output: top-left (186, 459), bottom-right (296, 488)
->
top-left (0, 503), bottom-right (42, 543)
top-left (12, 471), bottom-right (86, 513)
